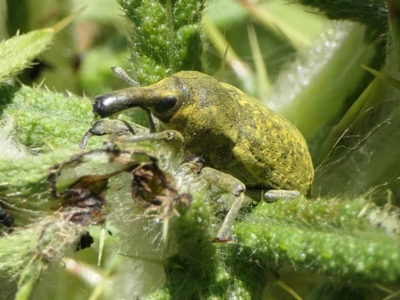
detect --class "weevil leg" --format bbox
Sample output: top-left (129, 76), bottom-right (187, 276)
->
top-left (215, 187), bottom-right (245, 242)
top-left (80, 119), bottom-right (149, 149)
top-left (197, 167), bottom-right (246, 242)
top-left (114, 130), bottom-right (184, 152)
top-left (140, 107), bottom-right (157, 133)
top-left (263, 190), bottom-right (301, 203)
top-left (79, 130), bottom-right (93, 149)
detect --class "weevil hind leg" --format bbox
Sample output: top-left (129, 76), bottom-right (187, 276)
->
top-left (263, 190), bottom-right (301, 203)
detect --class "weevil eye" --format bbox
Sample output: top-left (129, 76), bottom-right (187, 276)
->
top-left (154, 95), bottom-right (177, 113)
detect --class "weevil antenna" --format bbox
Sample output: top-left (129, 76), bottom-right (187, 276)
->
top-left (111, 66), bottom-right (140, 87)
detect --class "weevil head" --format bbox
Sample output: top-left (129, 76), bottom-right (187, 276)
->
top-left (94, 72), bottom-right (216, 119)
top-left (94, 71), bottom-right (237, 124)
top-left (94, 71), bottom-right (238, 151)
top-left (93, 76), bottom-right (185, 120)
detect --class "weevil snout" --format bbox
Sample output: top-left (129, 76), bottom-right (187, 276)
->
top-left (93, 76), bottom-right (185, 121)
top-left (93, 91), bottom-right (144, 118)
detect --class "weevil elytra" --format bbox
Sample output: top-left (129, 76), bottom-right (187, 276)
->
top-left (82, 70), bottom-right (314, 239)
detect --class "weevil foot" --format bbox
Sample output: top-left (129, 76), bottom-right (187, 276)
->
top-left (264, 190), bottom-right (301, 203)
top-left (79, 119), bottom-right (148, 149)
top-left (212, 234), bottom-right (237, 243)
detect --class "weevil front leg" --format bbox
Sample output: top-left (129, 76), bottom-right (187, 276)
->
top-left (80, 119), bottom-right (149, 149)
top-left (111, 130), bottom-right (184, 152)
top-left (80, 67), bottom-right (160, 149)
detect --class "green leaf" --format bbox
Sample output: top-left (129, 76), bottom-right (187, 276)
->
top-left (0, 29), bottom-right (54, 82)
top-left (362, 64), bottom-right (400, 89)
top-left (233, 198), bottom-right (400, 283)
top-left (1, 85), bottom-right (94, 152)
top-left (266, 21), bottom-right (378, 141)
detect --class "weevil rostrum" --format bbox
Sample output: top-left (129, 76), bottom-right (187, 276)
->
top-left (80, 70), bottom-right (314, 240)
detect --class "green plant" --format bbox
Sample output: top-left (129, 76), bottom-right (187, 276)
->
top-left (1, 0), bottom-right (400, 299)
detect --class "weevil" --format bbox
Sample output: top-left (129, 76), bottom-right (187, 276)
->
top-left (81, 70), bottom-right (314, 240)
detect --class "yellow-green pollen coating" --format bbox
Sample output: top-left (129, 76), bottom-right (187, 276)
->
top-left (94, 71), bottom-right (314, 194)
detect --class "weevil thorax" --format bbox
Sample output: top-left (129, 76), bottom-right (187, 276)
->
top-left (150, 71), bottom-right (239, 155)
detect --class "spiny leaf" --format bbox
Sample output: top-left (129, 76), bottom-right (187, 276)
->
top-left (0, 29), bottom-right (54, 82)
